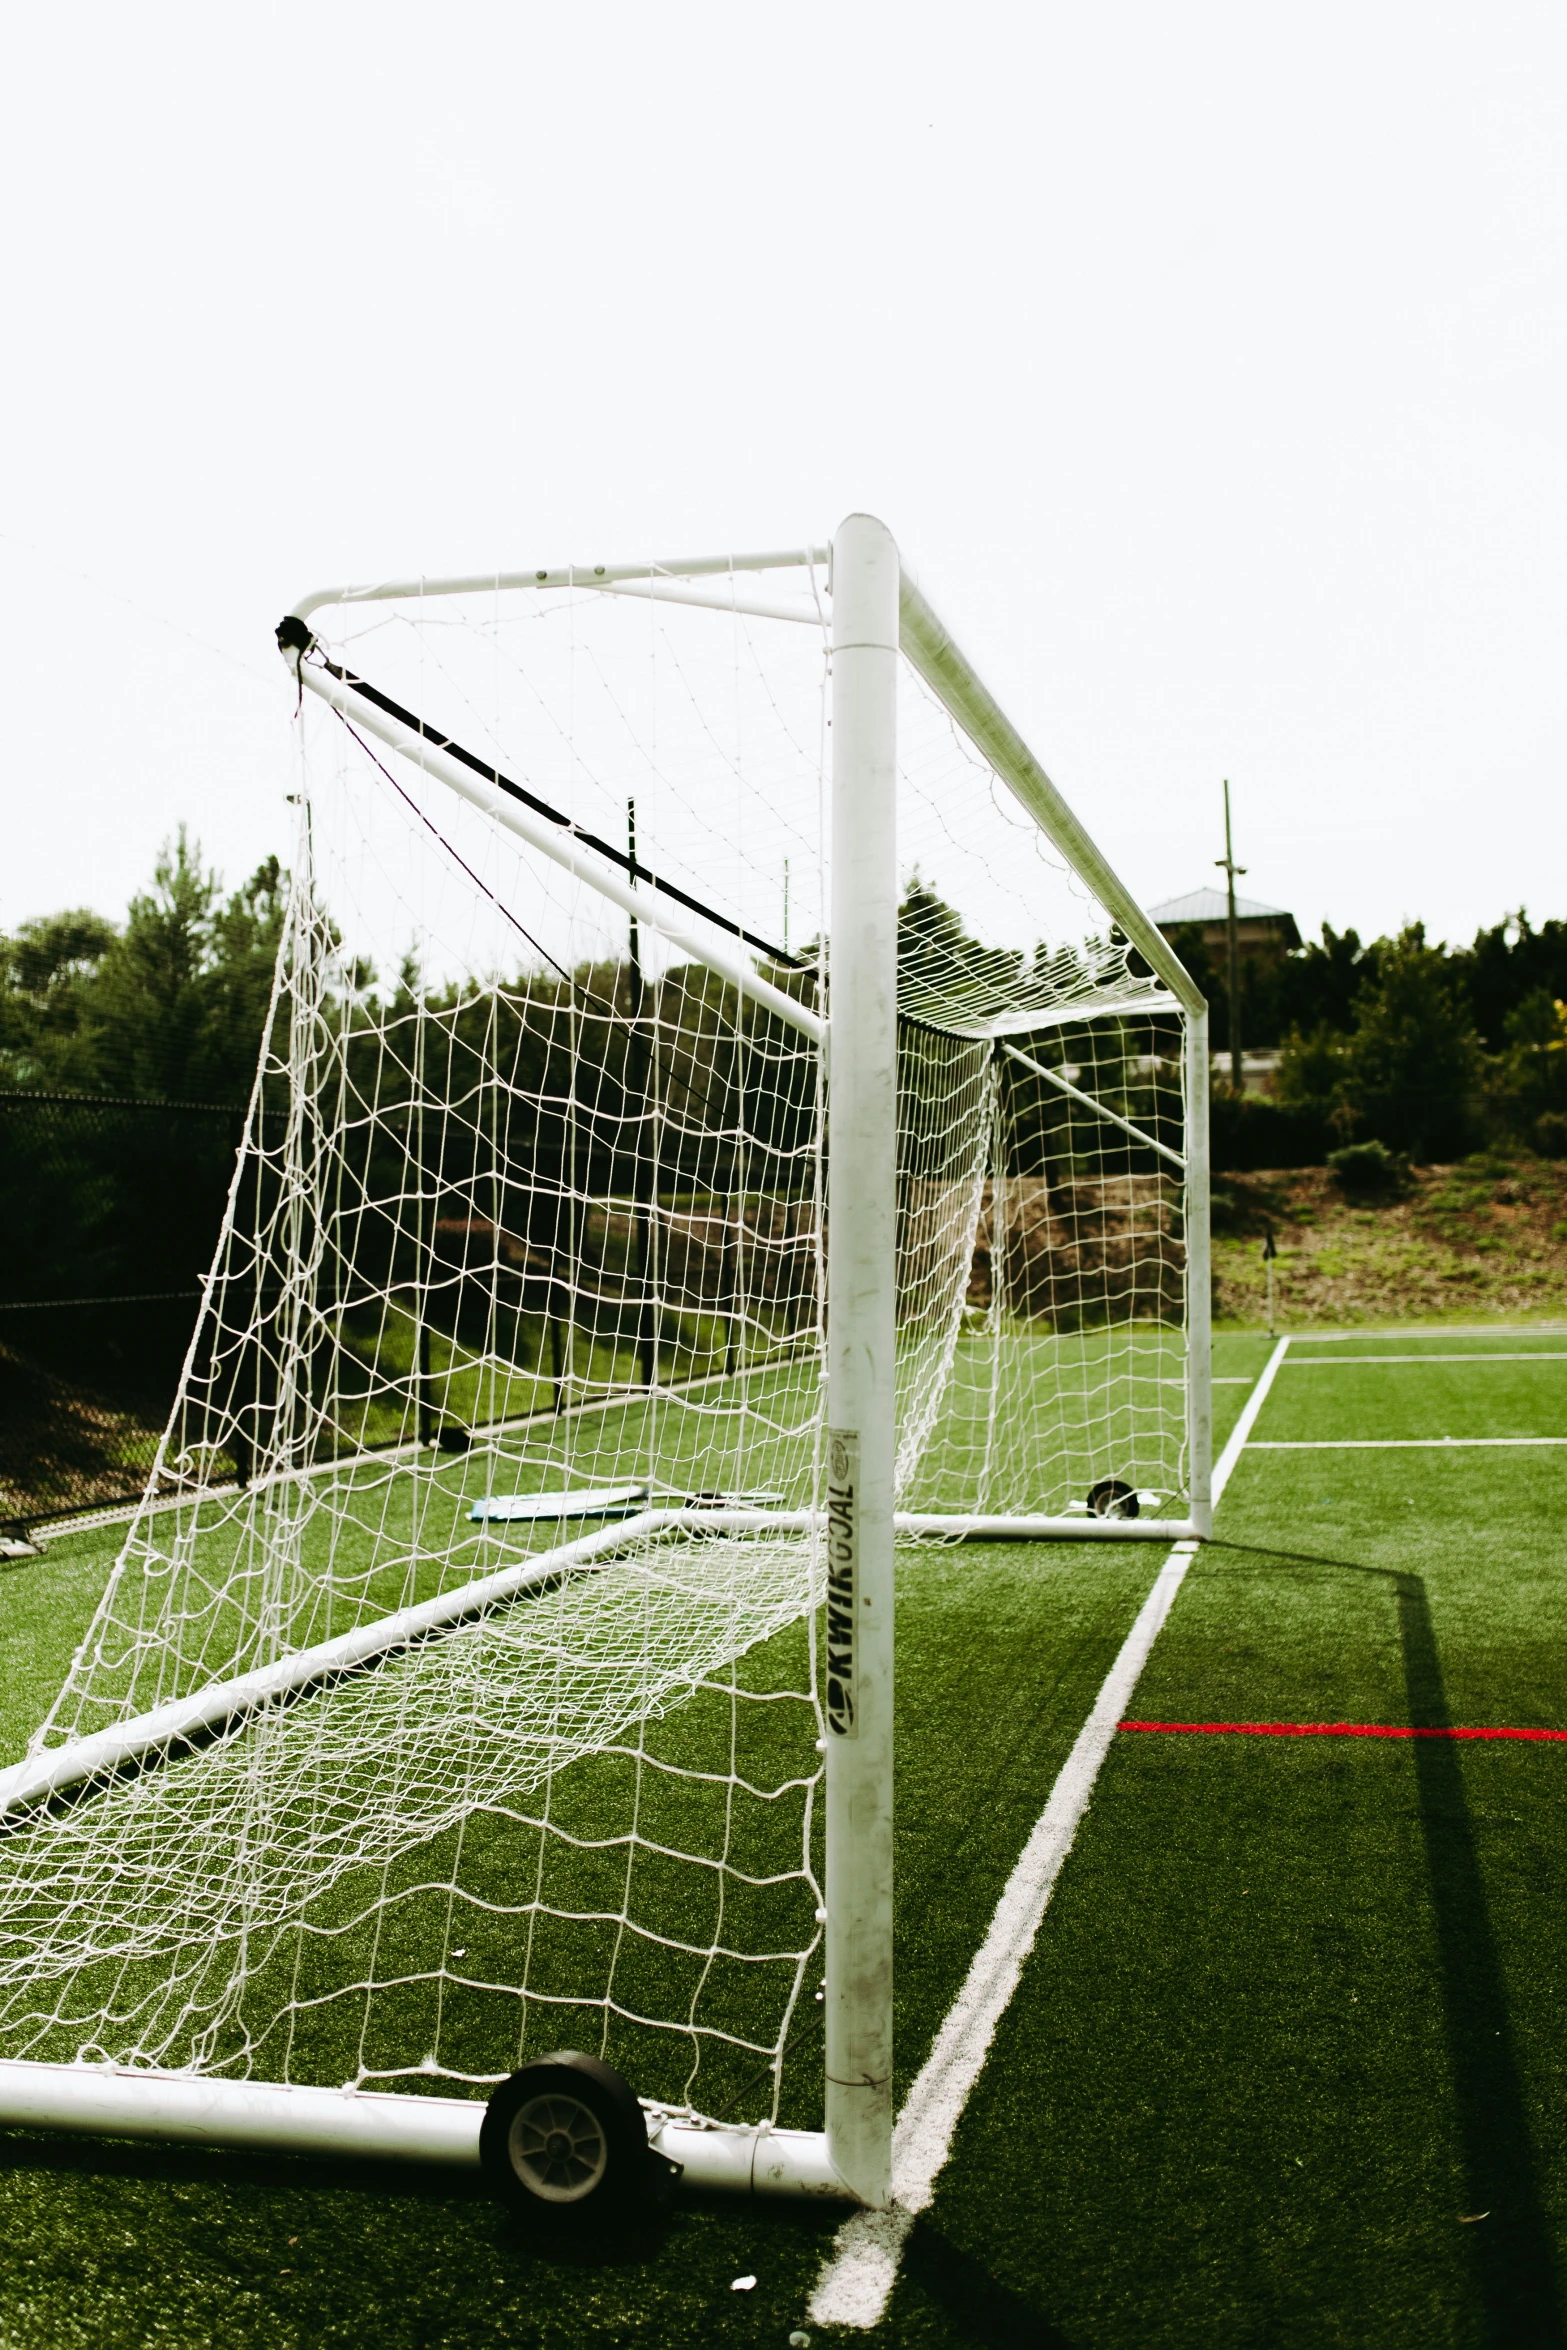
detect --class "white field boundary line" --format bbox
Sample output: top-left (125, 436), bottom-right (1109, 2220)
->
top-left (1250, 1437), bottom-right (1567, 1450)
top-left (1285, 1353), bottom-right (1567, 1367)
top-left (808, 1338), bottom-right (1291, 2329)
top-left (1290, 1325), bottom-right (1565, 1343)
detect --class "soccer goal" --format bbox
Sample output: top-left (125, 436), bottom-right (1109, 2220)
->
top-left (0, 517), bottom-right (1208, 2213)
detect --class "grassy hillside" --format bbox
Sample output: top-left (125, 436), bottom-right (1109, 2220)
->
top-left (1212, 1151), bottom-right (1567, 1326)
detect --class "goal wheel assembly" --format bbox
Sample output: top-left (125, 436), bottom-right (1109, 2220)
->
top-left (480, 2051), bottom-right (679, 2218)
top-left (1087, 1477), bottom-right (1139, 1520)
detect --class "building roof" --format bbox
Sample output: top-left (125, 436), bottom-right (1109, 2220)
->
top-left (1148, 889), bottom-right (1296, 927)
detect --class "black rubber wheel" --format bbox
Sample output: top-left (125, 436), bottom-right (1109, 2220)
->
top-left (1087, 1477), bottom-right (1139, 1520)
top-left (481, 2051), bottom-right (653, 2217)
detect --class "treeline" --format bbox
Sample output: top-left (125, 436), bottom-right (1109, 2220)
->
top-left (5, 838), bottom-right (1564, 1203)
top-left (4, 839), bottom-right (1556, 1523)
top-left (1, 837), bottom-right (288, 1323)
top-left (1171, 910), bottom-right (1567, 1058)
top-left (1167, 915), bottom-right (1567, 1167)
top-left (1, 845), bottom-right (1185, 1337)
top-left (0, 831), bottom-right (285, 1103)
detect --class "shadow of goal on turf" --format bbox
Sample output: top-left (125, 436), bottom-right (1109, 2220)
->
top-left (901, 2216), bottom-right (1079, 2348)
top-left (1213, 1540), bottom-right (1565, 2349)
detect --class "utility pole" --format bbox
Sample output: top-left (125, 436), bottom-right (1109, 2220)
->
top-left (1215, 780), bottom-right (1246, 1096)
top-left (627, 798), bottom-right (657, 1388)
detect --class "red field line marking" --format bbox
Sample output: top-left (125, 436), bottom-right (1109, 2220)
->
top-left (1120, 1719), bottom-right (1567, 1743)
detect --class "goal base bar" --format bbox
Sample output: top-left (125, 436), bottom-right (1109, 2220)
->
top-left (0, 2061), bottom-right (854, 2199)
top-left (899, 1514), bottom-right (1203, 1542)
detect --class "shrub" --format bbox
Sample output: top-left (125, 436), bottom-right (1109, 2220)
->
top-left (1209, 1092), bottom-right (1331, 1172)
top-left (1338, 927), bottom-right (1483, 1160)
top-left (1327, 1138), bottom-right (1409, 1198)
top-left (1535, 1111), bottom-right (1567, 1160)
top-left (1275, 1021), bottom-right (1352, 1114)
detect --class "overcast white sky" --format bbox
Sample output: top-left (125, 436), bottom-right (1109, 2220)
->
top-left (1, 1), bottom-right (1561, 955)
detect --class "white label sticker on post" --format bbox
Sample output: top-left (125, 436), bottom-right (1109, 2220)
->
top-left (825, 1429), bottom-right (859, 1738)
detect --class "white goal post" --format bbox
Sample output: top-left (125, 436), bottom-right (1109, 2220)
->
top-left (0, 517), bottom-right (1209, 2210)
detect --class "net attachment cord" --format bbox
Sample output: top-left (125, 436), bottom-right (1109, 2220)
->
top-left (274, 615), bottom-right (808, 975)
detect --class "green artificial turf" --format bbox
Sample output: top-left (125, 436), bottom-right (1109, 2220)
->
top-left (882, 1334), bottom-right (1567, 2348)
top-left (0, 1329), bottom-right (1563, 2344)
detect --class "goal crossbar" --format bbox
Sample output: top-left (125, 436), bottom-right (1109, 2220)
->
top-left (290, 639), bottom-right (1187, 1049)
top-left (283, 547), bottom-right (1202, 1026)
top-left (284, 544), bottom-right (833, 627)
top-left (282, 545), bottom-right (1200, 1032)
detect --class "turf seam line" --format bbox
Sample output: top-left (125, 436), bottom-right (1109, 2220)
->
top-left (806, 1338), bottom-right (1292, 2330)
top-left (1120, 1719), bottom-right (1567, 1742)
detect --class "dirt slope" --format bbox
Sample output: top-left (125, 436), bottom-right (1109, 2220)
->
top-left (1212, 1154), bottom-right (1567, 1327)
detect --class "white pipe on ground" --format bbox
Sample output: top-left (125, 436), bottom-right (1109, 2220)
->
top-left (0, 2061), bottom-right (483, 2166)
top-left (0, 1496), bottom-right (1199, 1825)
top-left (895, 1514), bottom-right (1204, 1542)
top-left (0, 2061), bottom-right (853, 2196)
top-left (650, 2117), bottom-right (850, 2197)
top-left (0, 1511), bottom-right (686, 1821)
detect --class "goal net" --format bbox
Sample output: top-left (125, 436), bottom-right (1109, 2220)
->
top-left (0, 536), bottom-right (1207, 2179)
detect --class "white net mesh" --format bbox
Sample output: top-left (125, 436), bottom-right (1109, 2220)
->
top-left (0, 566), bottom-right (1193, 2126)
